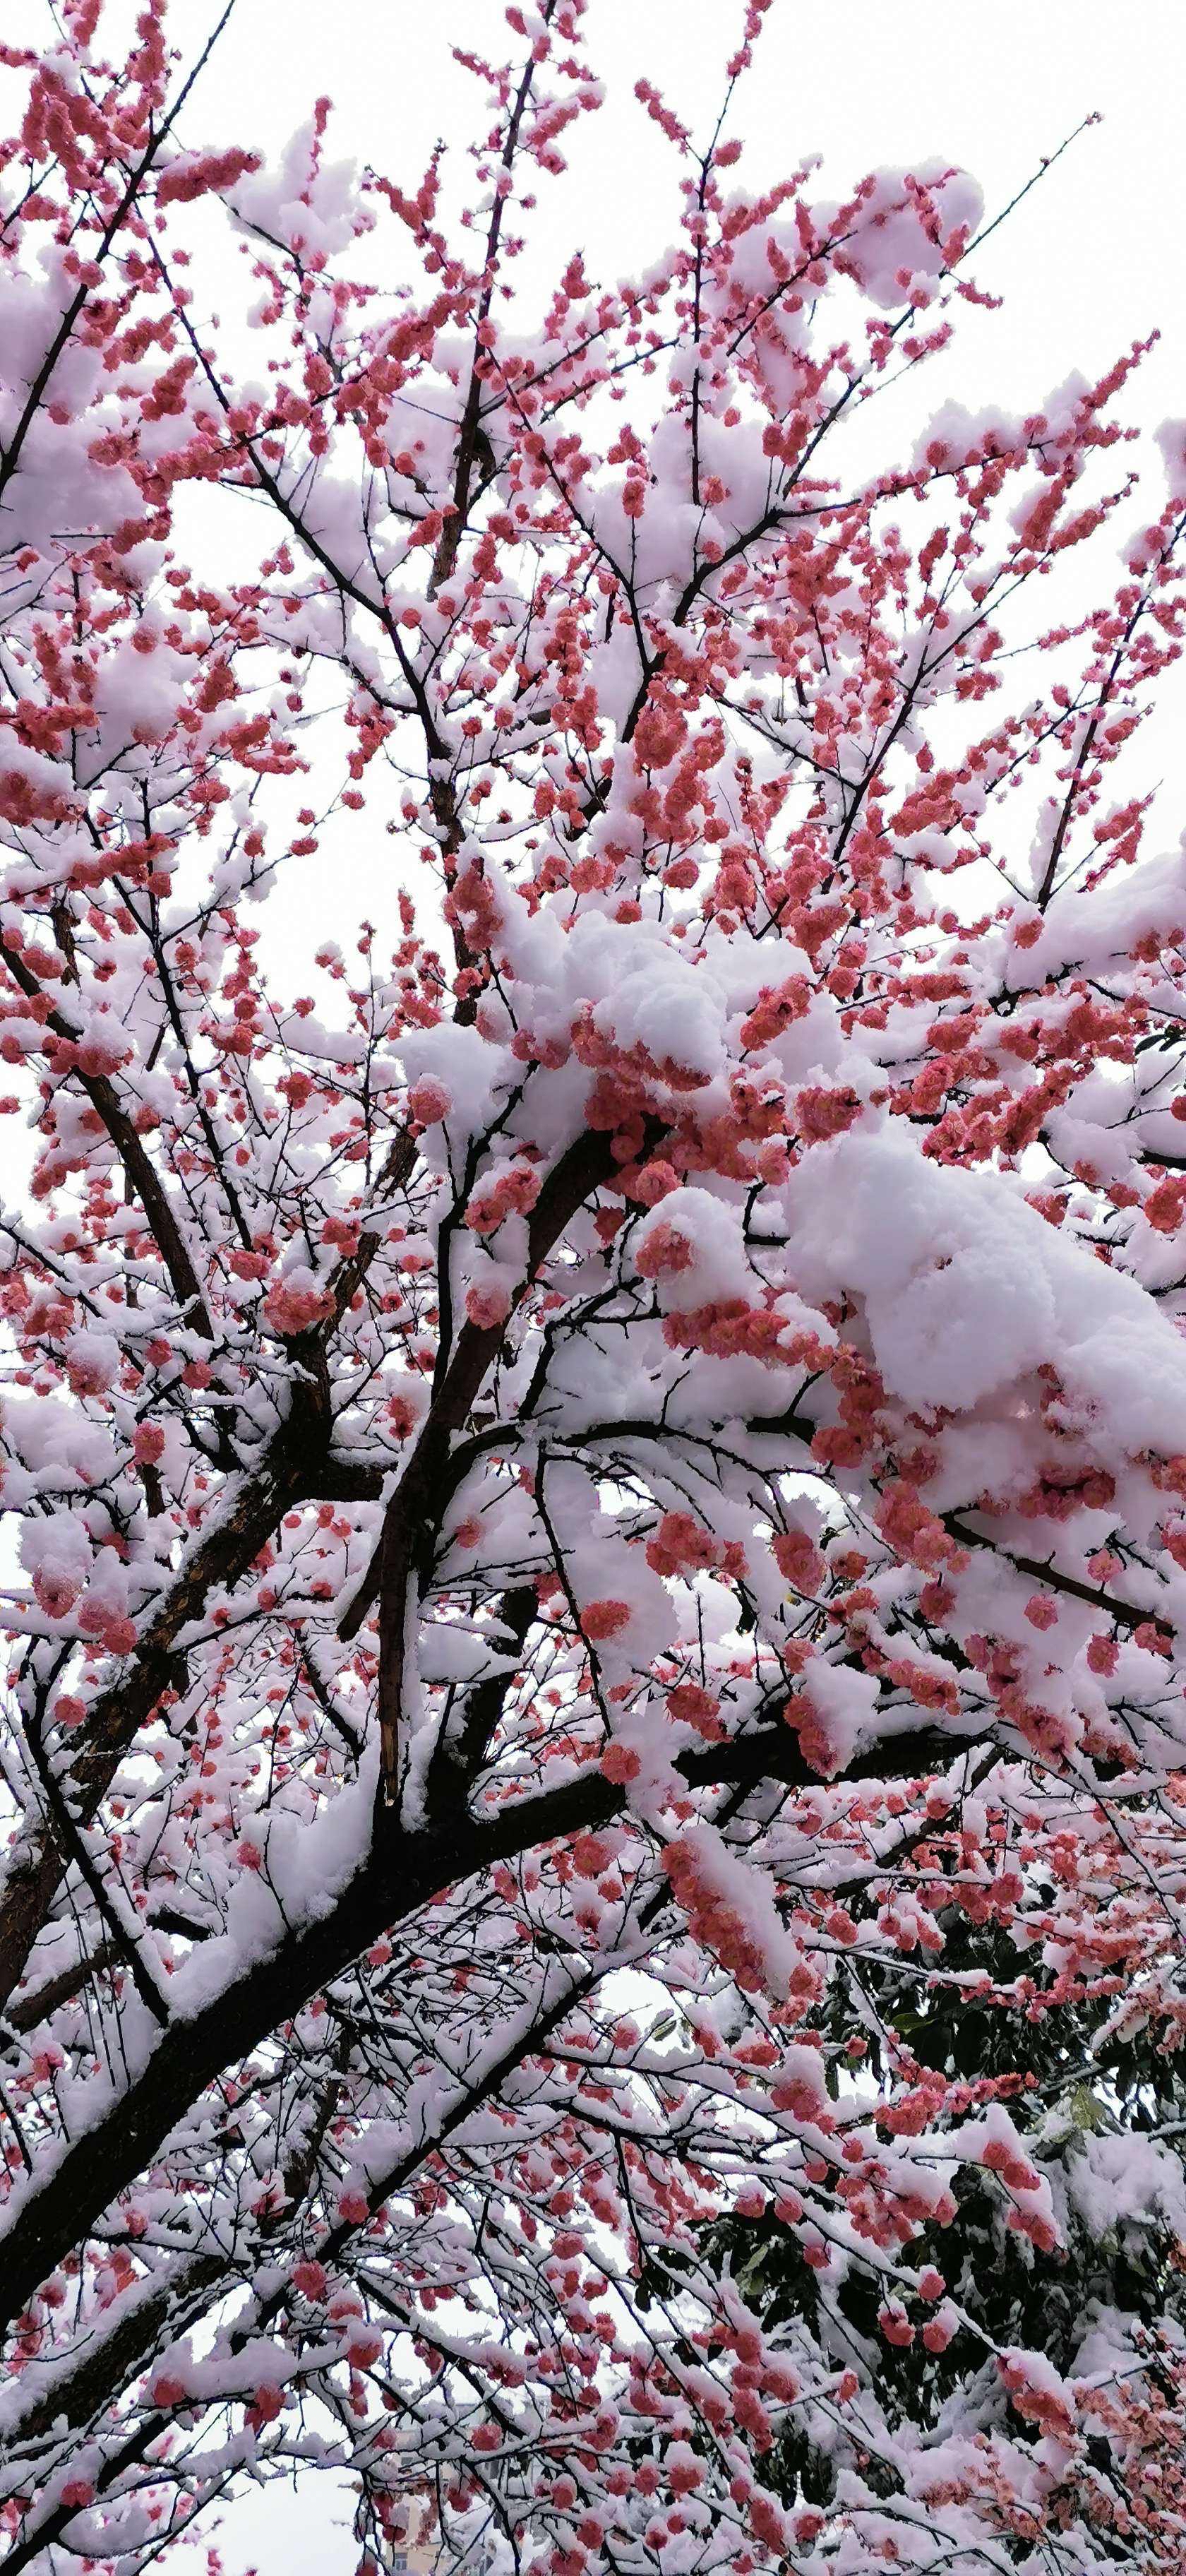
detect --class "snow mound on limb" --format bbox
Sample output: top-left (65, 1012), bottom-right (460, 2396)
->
top-left (783, 1123), bottom-right (1186, 1450)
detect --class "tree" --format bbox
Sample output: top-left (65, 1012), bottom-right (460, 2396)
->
top-left (0, 1), bottom-right (1185, 2568)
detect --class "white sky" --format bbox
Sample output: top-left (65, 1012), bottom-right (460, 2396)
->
top-left (7, 0), bottom-right (1185, 2563)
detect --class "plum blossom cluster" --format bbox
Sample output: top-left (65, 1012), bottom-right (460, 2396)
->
top-left (0, 5), bottom-right (1184, 2574)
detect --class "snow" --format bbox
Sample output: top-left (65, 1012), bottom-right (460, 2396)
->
top-left (783, 1121), bottom-right (1186, 1448)
top-left (1, 8), bottom-right (1185, 2568)
top-left (1065, 2128), bottom-right (1186, 2238)
top-left (800, 1659), bottom-right (880, 1772)
top-left (168, 1746), bottom-right (378, 2017)
top-left (418, 1623), bottom-right (518, 1686)
top-left (229, 118), bottom-right (371, 261)
top-left (634, 1186), bottom-right (754, 1311)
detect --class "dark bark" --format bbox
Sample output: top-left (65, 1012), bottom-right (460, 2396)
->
top-left (0, 1711), bottom-right (959, 2338)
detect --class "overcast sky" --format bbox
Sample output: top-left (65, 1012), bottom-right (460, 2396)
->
top-left (9, 0), bottom-right (1185, 2565)
top-left (160, 0), bottom-right (1186, 420)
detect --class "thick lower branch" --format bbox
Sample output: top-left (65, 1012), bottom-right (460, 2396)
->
top-left (0, 1710), bottom-right (962, 2337)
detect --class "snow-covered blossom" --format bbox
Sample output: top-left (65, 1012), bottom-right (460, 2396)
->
top-left (0, 12), bottom-right (1183, 2576)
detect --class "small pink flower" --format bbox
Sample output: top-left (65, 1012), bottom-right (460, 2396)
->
top-left (465, 1280), bottom-right (511, 1329)
top-left (408, 1076), bottom-right (450, 1125)
top-left (635, 1220), bottom-right (694, 1279)
top-left (582, 1598), bottom-right (632, 1642)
